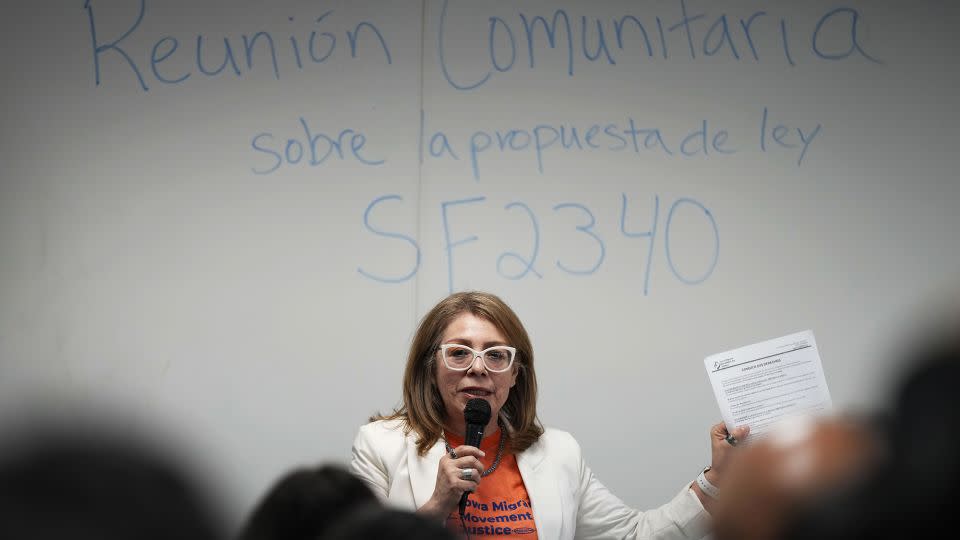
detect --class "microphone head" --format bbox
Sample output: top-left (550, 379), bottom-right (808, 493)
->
top-left (463, 398), bottom-right (492, 426)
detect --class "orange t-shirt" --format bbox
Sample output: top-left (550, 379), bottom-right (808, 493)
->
top-left (444, 430), bottom-right (539, 539)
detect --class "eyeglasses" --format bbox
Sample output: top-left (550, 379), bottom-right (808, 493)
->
top-left (438, 344), bottom-right (516, 373)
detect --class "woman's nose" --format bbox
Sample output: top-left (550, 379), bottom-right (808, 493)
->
top-left (466, 353), bottom-right (487, 374)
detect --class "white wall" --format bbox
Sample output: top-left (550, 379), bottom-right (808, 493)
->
top-left (2, 0), bottom-right (958, 526)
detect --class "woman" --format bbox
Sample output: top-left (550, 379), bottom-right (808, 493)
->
top-left (350, 291), bottom-right (747, 539)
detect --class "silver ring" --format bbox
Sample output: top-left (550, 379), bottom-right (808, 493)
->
top-left (460, 468), bottom-right (473, 480)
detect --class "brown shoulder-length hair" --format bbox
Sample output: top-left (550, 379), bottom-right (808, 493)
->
top-left (374, 291), bottom-right (544, 456)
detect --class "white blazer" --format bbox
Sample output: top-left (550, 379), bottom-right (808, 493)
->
top-left (350, 419), bottom-right (710, 540)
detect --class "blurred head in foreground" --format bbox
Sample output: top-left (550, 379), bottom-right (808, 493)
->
top-left (711, 414), bottom-right (882, 540)
top-left (238, 464), bottom-right (380, 540)
top-left (0, 422), bottom-right (224, 540)
top-left (715, 290), bottom-right (960, 540)
top-left (786, 316), bottom-right (960, 540)
top-left (319, 505), bottom-right (456, 540)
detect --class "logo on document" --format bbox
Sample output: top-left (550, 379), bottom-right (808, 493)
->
top-left (713, 358), bottom-right (735, 371)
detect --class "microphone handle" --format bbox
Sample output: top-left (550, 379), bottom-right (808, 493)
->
top-left (458, 422), bottom-right (486, 515)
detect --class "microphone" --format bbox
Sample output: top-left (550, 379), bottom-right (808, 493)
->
top-left (459, 398), bottom-right (491, 516)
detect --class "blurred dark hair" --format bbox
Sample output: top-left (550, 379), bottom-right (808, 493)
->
top-left (237, 464), bottom-right (379, 540)
top-left (0, 427), bottom-right (224, 540)
top-left (319, 505), bottom-right (455, 540)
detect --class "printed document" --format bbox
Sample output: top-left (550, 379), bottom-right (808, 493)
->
top-left (704, 330), bottom-right (833, 438)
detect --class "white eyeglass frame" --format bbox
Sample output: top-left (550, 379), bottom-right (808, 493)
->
top-left (437, 344), bottom-right (517, 373)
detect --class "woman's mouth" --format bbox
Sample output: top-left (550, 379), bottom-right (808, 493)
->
top-left (461, 388), bottom-right (492, 397)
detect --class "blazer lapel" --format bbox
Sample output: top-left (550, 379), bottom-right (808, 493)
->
top-left (407, 436), bottom-right (446, 509)
top-left (518, 440), bottom-right (565, 540)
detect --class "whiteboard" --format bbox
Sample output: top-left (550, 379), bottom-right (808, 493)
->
top-left (2, 0), bottom-right (958, 526)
